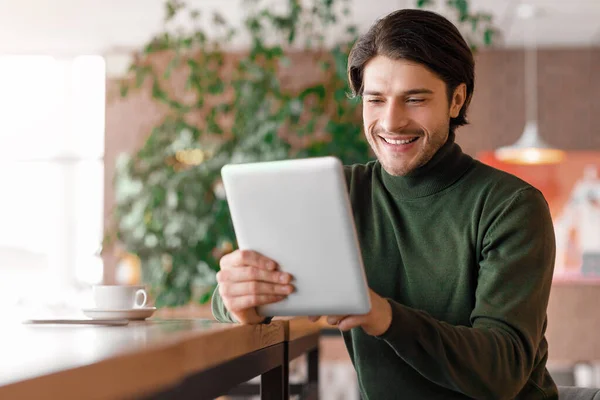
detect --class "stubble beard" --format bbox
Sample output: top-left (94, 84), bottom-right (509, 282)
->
top-left (367, 125), bottom-right (449, 177)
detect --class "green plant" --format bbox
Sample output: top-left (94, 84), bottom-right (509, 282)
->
top-left (416, 0), bottom-right (497, 50)
top-left (107, 0), bottom-right (497, 308)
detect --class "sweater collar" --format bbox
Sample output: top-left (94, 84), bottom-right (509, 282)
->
top-left (379, 138), bottom-right (474, 199)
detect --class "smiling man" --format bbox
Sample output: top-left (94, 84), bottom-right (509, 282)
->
top-left (212, 9), bottom-right (558, 400)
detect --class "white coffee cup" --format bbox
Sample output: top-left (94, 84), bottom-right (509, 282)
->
top-left (92, 285), bottom-right (147, 310)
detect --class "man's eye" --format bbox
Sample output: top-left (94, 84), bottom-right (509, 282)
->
top-left (407, 98), bottom-right (425, 104)
top-left (367, 99), bottom-right (383, 104)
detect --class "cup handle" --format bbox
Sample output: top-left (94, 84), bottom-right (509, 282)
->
top-left (135, 289), bottom-right (147, 308)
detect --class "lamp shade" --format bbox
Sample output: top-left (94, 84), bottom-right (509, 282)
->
top-left (495, 121), bottom-right (565, 165)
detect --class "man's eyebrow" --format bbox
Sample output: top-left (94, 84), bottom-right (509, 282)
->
top-left (363, 88), bottom-right (434, 96)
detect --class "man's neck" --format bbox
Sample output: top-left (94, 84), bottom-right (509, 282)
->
top-left (379, 139), bottom-right (473, 199)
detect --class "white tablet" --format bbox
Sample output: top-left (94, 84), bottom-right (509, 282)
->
top-left (221, 157), bottom-right (371, 317)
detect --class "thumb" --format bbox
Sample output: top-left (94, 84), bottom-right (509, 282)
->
top-left (337, 315), bottom-right (363, 332)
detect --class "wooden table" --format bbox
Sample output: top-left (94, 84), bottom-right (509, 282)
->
top-left (225, 317), bottom-right (322, 400)
top-left (0, 318), bottom-right (287, 400)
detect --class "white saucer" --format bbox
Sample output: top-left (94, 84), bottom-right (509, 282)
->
top-left (82, 307), bottom-right (157, 321)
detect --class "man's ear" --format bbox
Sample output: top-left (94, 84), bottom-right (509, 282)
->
top-left (449, 83), bottom-right (467, 118)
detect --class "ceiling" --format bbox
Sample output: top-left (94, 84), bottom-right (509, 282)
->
top-left (0, 0), bottom-right (599, 56)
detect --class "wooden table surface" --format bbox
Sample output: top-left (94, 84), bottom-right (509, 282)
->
top-left (286, 317), bottom-right (322, 341)
top-left (0, 318), bottom-right (285, 400)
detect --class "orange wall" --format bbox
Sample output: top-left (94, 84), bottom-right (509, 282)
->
top-left (477, 151), bottom-right (600, 218)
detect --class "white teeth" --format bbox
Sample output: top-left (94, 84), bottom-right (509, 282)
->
top-left (382, 137), bottom-right (418, 145)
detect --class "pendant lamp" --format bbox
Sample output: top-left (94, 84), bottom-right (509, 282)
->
top-left (495, 5), bottom-right (564, 165)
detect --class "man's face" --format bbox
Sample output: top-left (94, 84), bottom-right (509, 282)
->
top-left (362, 56), bottom-right (466, 176)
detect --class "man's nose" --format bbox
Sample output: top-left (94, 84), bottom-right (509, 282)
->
top-left (380, 103), bottom-right (410, 133)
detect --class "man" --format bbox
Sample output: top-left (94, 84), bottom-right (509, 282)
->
top-left (212, 9), bottom-right (558, 400)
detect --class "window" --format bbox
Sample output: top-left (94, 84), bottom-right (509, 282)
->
top-left (0, 55), bottom-right (105, 308)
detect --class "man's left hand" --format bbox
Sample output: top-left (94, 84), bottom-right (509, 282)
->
top-left (309, 289), bottom-right (393, 336)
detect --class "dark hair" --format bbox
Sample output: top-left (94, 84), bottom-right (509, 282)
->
top-left (348, 9), bottom-right (475, 133)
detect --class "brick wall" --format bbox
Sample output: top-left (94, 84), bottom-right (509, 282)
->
top-left (457, 47), bottom-right (600, 156)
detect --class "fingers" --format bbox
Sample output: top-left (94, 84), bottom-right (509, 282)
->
top-left (326, 315), bottom-right (346, 326)
top-left (325, 315), bottom-right (365, 331)
top-left (337, 316), bottom-right (363, 332)
top-left (308, 316), bottom-right (321, 322)
top-left (216, 266), bottom-right (292, 285)
top-left (216, 267), bottom-right (294, 299)
top-left (217, 250), bottom-right (293, 316)
top-left (217, 250), bottom-right (291, 321)
top-left (223, 294), bottom-right (287, 312)
top-left (219, 281), bottom-right (294, 297)
top-left (220, 250), bottom-right (278, 271)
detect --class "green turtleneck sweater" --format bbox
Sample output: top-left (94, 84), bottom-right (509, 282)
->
top-left (212, 141), bottom-right (558, 400)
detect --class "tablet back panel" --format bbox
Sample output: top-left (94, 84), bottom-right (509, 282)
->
top-left (221, 157), bottom-right (371, 316)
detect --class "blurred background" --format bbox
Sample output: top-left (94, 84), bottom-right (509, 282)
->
top-left (1, 0), bottom-right (600, 396)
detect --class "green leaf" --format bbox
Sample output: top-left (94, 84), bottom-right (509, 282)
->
top-left (483, 28), bottom-right (494, 46)
top-left (194, 31), bottom-right (207, 44)
top-left (187, 58), bottom-right (199, 70)
top-left (334, 88), bottom-right (348, 103)
top-left (332, 47), bottom-right (349, 80)
top-left (181, 37), bottom-right (193, 49)
top-left (144, 42), bottom-right (157, 55)
top-left (145, 33), bottom-right (172, 54)
top-left (267, 45), bottom-right (283, 60)
top-left (452, 0), bottom-right (469, 21)
top-left (287, 28), bottom-right (296, 44)
top-left (164, 58), bottom-right (178, 79)
top-left (165, 0), bottom-right (182, 21)
top-left (207, 80), bottom-right (224, 95)
top-left (226, 28), bottom-right (237, 41)
top-left (346, 25), bottom-right (358, 37)
top-left (299, 84), bottom-right (326, 100)
top-left (207, 108), bottom-right (224, 134)
top-left (119, 82), bottom-right (129, 98)
top-left (246, 16), bottom-right (262, 34)
top-left (198, 289), bottom-right (213, 304)
top-left (151, 80), bottom-right (168, 103)
top-left (214, 103), bottom-right (232, 114)
top-left (416, 0), bottom-right (434, 8)
top-left (135, 66), bottom-right (151, 88)
top-left (471, 16), bottom-right (478, 32)
top-left (300, 118), bottom-right (316, 137)
top-left (169, 99), bottom-right (190, 113)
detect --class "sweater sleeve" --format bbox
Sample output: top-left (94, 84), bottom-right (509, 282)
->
top-left (376, 187), bottom-right (556, 400)
top-left (211, 285), bottom-right (237, 323)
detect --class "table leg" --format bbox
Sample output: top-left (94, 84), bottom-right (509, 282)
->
top-left (303, 346), bottom-right (319, 400)
top-left (307, 347), bottom-right (319, 387)
top-left (260, 363), bottom-right (285, 400)
top-left (283, 344), bottom-right (289, 399)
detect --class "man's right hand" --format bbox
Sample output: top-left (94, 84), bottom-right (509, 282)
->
top-left (217, 249), bottom-right (294, 324)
